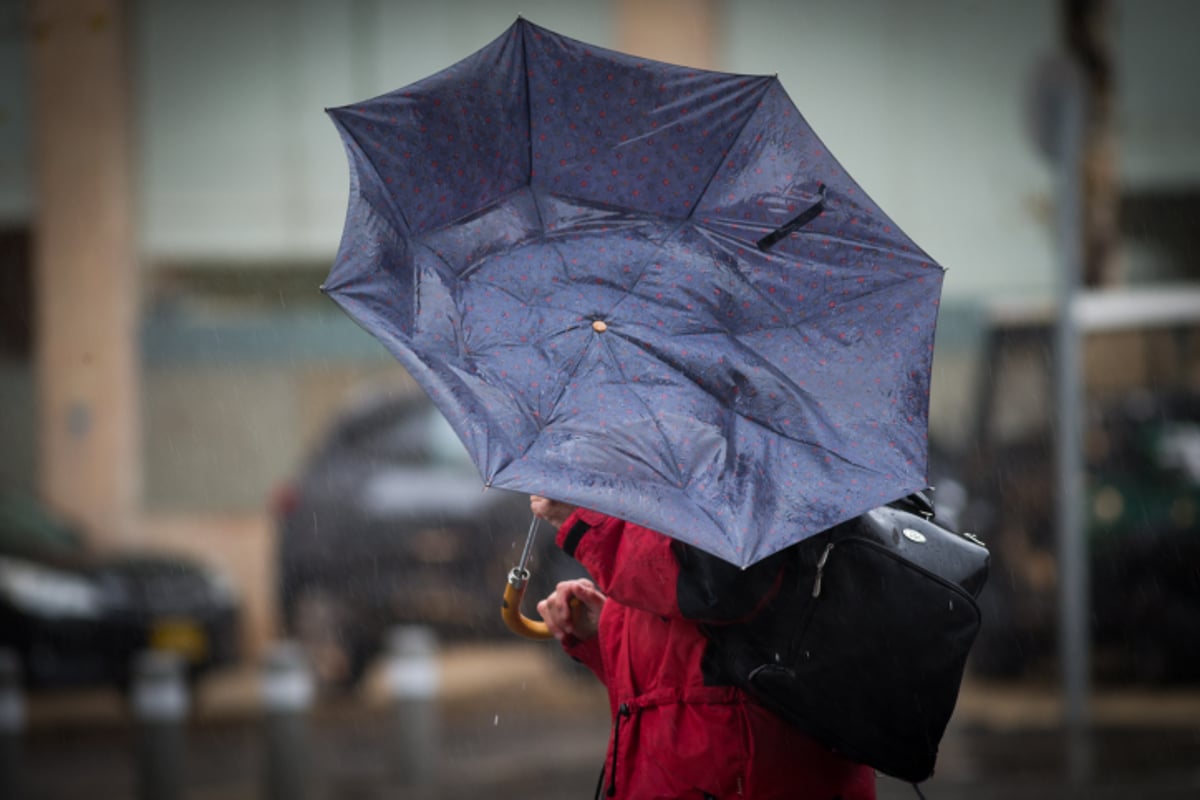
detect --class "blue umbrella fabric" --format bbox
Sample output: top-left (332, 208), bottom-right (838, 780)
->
top-left (324, 18), bottom-right (944, 568)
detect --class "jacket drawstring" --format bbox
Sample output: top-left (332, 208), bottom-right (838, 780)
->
top-left (604, 703), bottom-right (632, 797)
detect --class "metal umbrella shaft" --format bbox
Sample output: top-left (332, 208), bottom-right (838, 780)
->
top-left (517, 516), bottom-right (539, 575)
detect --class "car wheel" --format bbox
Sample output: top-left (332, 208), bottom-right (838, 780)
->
top-left (291, 588), bottom-right (369, 691)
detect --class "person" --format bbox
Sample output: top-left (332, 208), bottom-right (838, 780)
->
top-left (531, 495), bottom-right (877, 800)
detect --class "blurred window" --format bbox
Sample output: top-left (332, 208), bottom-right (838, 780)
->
top-left (987, 338), bottom-right (1052, 445)
top-left (1157, 422), bottom-right (1200, 485)
top-left (0, 491), bottom-right (81, 554)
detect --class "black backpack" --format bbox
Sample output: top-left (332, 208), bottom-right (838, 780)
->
top-left (702, 493), bottom-right (989, 784)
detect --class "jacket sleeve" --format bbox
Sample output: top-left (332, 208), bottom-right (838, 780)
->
top-left (556, 508), bottom-right (786, 624)
top-left (561, 630), bottom-right (606, 684)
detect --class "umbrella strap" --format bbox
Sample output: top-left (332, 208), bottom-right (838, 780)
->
top-left (756, 182), bottom-right (827, 251)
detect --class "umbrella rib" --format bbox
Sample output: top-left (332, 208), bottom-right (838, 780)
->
top-left (529, 191), bottom-right (579, 299)
top-left (662, 325), bottom-right (921, 478)
top-left (541, 332), bottom-right (600, 423)
top-left (533, 192), bottom-right (694, 332)
top-left (333, 116), bottom-right (414, 236)
top-left (466, 270), bottom-right (593, 353)
top-left (594, 332), bottom-right (688, 490)
top-left (716, 385), bottom-right (902, 478)
top-left (629, 324), bottom-right (841, 462)
top-left (605, 216), bottom-right (693, 323)
top-left (596, 326), bottom-right (884, 536)
top-left (682, 76), bottom-right (778, 222)
top-left (693, 223), bottom-right (931, 337)
top-left (788, 231), bottom-right (940, 269)
top-left (454, 218), bottom-right (588, 349)
top-left (519, 24), bottom-right (535, 192)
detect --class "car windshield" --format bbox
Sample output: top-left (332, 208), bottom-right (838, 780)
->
top-left (424, 407), bottom-right (477, 471)
top-left (0, 490), bottom-right (84, 555)
top-left (332, 399), bottom-right (477, 473)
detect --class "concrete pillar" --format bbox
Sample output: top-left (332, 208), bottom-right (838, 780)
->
top-left (386, 626), bottom-right (440, 795)
top-left (29, 0), bottom-right (140, 547)
top-left (261, 641), bottom-right (315, 800)
top-left (130, 650), bottom-right (190, 800)
top-left (616, 0), bottom-right (719, 68)
top-left (0, 649), bottom-right (24, 800)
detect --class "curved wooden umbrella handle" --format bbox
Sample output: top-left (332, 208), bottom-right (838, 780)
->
top-left (501, 568), bottom-right (555, 640)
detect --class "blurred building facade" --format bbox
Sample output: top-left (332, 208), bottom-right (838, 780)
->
top-left (1, 0), bottom-right (1197, 654)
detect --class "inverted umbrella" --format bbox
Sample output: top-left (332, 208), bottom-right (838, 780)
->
top-left (324, 19), bottom-right (944, 577)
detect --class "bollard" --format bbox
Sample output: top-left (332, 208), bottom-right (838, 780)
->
top-left (261, 641), bottom-right (315, 800)
top-left (386, 626), bottom-right (440, 795)
top-left (0, 649), bottom-right (24, 800)
top-left (130, 650), bottom-right (190, 800)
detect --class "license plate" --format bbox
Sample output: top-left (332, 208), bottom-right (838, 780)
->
top-left (150, 619), bottom-right (209, 662)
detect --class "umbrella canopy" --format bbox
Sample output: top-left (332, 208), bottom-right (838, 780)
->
top-left (325, 18), bottom-right (944, 567)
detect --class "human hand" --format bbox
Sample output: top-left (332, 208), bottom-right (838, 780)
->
top-left (536, 578), bottom-right (605, 642)
top-left (530, 495), bottom-right (577, 528)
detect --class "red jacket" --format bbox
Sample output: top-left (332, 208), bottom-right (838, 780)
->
top-left (556, 508), bottom-right (876, 799)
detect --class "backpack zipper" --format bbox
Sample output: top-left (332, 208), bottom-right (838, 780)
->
top-left (819, 537), bottom-right (978, 608)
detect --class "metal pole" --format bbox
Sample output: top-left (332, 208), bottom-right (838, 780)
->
top-left (262, 641), bottom-right (315, 800)
top-left (386, 626), bottom-right (440, 796)
top-left (130, 650), bottom-right (190, 800)
top-left (1052, 57), bottom-right (1093, 784)
top-left (0, 649), bottom-right (24, 800)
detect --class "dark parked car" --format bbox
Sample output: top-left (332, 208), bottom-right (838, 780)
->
top-left (274, 390), bottom-right (584, 689)
top-left (0, 488), bottom-right (241, 690)
top-left (942, 287), bottom-right (1200, 683)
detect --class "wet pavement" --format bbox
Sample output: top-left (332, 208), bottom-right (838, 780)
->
top-left (12, 643), bottom-right (1200, 799)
